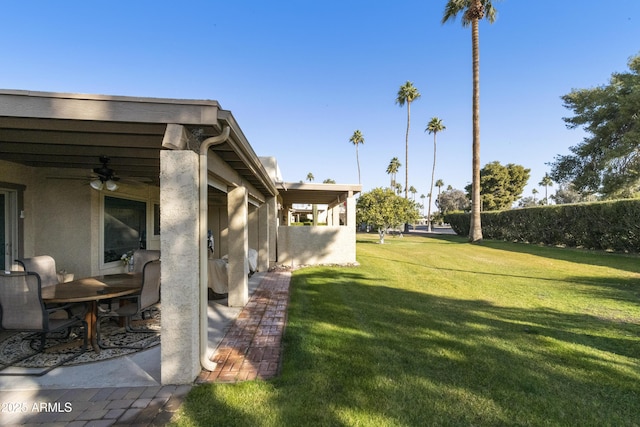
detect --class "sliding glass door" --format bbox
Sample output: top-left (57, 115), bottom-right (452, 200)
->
top-left (0, 190), bottom-right (18, 270)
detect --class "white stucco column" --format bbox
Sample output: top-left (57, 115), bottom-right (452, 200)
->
top-left (257, 199), bottom-right (269, 272)
top-left (268, 197), bottom-right (278, 268)
top-left (227, 185), bottom-right (248, 307)
top-left (333, 203), bottom-right (341, 226)
top-left (160, 150), bottom-right (201, 384)
top-left (346, 194), bottom-right (356, 227)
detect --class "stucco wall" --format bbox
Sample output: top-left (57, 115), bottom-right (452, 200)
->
top-left (277, 225), bottom-right (356, 267)
top-left (0, 159), bottom-right (160, 278)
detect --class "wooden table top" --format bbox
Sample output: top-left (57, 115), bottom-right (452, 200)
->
top-left (41, 273), bottom-right (142, 303)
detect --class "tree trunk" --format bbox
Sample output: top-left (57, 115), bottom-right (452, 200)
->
top-left (427, 133), bottom-right (437, 233)
top-left (356, 144), bottom-right (361, 184)
top-left (405, 102), bottom-right (410, 199)
top-left (469, 18), bottom-right (483, 243)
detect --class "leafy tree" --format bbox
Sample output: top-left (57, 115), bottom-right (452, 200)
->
top-left (425, 117), bottom-right (446, 232)
top-left (349, 130), bottom-right (365, 184)
top-left (443, 0), bottom-right (499, 242)
top-left (517, 196), bottom-right (538, 208)
top-left (396, 81), bottom-right (421, 199)
top-left (465, 161), bottom-right (530, 211)
top-left (356, 187), bottom-right (420, 243)
top-left (386, 157), bottom-right (402, 189)
top-left (550, 53), bottom-right (640, 198)
top-left (323, 178), bottom-right (336, 184)
top-left (436, 188), bottom-right (470, 214)
top-left (551, 182), bottom-right (597, 204)
top-left (538, 173), bottom-right (553, 204)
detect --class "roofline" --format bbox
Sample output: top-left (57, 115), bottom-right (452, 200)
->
top-left (218, 109), bottom-right (279, 197)
top-left (280, 182), bottom-right (362, 192)
top-left (0, 89), bottom-right (222, 108)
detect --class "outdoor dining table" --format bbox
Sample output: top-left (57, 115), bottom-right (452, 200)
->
top-left (41, 273), bottom-right (142, 353)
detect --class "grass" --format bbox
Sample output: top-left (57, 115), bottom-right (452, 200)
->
top-left (171, 233), bottom-right (640, 426)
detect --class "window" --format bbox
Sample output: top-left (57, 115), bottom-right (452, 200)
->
top-left (103, 196), bottom-right (147, 263)
top-left (153, 203), bottom-right (160, 236)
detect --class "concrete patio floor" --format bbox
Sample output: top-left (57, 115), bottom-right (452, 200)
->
top-left (0, 270), bottom-right (290, 425)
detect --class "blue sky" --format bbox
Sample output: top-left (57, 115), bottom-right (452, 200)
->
top-left (2, 1), bottom-right (640, 206)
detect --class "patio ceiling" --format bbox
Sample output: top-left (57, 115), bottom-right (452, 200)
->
top-left (0, 90), bottom-right (277, 198)
top-left (277, 182), bottom-right (361, 208)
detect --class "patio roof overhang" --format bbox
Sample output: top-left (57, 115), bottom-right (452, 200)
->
top-left (0, 89), bottom-right (277, 199)
top-left (277, 182), bottom-right (361, 209)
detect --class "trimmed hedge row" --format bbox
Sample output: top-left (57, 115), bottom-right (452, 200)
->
top-left (445, 199), bottom-right (640, 253)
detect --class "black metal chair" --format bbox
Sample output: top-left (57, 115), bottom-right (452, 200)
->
top-left (96, 259), bottom-right (161, 349)
top-left (0, 271), bottom-right (88, 376)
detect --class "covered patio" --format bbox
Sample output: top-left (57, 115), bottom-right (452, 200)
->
top-left (0, 89), bottom-right (360, 384)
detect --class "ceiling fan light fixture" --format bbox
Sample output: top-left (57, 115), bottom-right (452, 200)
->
top-left (90, 179), bottom-right (104, 191)
top-left (105, 180), bottom-right (119, 191)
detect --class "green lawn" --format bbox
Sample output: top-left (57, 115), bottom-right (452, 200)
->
top-left (172, 233), bottom-right (640, 426)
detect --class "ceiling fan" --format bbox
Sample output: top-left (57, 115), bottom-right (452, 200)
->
top-left (90, 156), bottom-right (120, 191)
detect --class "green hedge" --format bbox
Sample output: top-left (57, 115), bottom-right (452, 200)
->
top-left (445, 199), bottom-right (640, 253)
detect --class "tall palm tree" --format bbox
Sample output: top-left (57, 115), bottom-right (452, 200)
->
top-left (532, 188), bottom-right (538, 204)
top-left (420, 194), bottom-right (426, 216)
top-left (442, 0), bottom-right (498, 243)
top-left (386, 157), bottom-right (402, 189)
top-left (539, 174), bottom-right (553, 204)
top-left (306, 172), bottom-right (314, 182)
top-left (409, 185), bottom-right (417, 201)
top-left (426, 117), bottom-right (446, 232)
top-left (395, 81), bottom-right (421, 199)
top-left (435, 179), bottom-right (445, 198)
top-left (349, 130), bottom-right (365, 184)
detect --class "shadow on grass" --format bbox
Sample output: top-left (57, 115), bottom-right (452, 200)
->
top-left (270, 269), bottom-right (640, 426)
top-left (177, 262), bottom-right (640, 426)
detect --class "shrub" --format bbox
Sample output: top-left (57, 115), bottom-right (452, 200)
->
top-left (445, 199), bottom-right (640, 252)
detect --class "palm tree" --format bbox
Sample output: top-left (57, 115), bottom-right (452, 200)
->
top-left (426, 117), bottom-right (446, 232)
top-left (409, 185), bottom-right (417, 201)
top-left (395, 81), bottom-right (421, 199)
top-left (386, 157), bottom-right (402, 189)
top-left (420, 194), bottom-right (426, 216)
top-left (306, 172), bottom-right (314, 182)
top-left (442, 0), bottom-right (498, 243)
top-left (435, 179), bottom-right (445, 198)
top-left (532, 188), bottom-right (538, 204)
top-left (539, 174), bottom-right (553, 204)
top-left (349, 130), bottom-right (365, 184)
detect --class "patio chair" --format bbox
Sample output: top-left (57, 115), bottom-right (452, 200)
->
top-left (96, 259), bottom-right (161, 349)
top-left (0, 271), bottom-right (88, 376)
top-left (132, 250), bottom-right (160, 273)
top-left (15, 255), bottom-right (58, 287)
top-left (16, 255), bottom-right (86, 319)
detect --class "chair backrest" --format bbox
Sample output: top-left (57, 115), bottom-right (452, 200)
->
top-left (16, 256), bottom-right (59, 288)
top-left (139, 260), bottom-right (161, 310)
top-left (132, 250), bottom-right (160, 273)
top-left (0, 271), bottom-right (46, 330)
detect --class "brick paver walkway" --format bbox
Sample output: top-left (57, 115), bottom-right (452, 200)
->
top-left (197, 270), bottom-right (291, 383)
